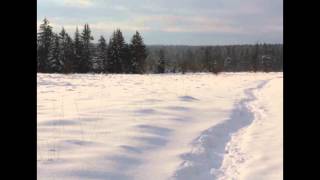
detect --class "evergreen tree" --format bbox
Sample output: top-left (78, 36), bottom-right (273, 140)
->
top-left (107, 29), bottom-right (126, 73)
top-left (251, 43), bottom-right (259, 72)
top-left (186, 49), bottom-right (197, 72)
top-left (121, 44), bottom-right (132, 73)
top-left (37, 18), bottom-right (53, 72)
top-left (212, 46), bottom-right (223, 74)
top-left (37, 38), bottom-right (40, 70)
top-left (261, 55), bottom-right (273, 72)
top-left (58, 28), bottom-right (67, 72)
top-left (47, 33), bottom-right (63, 72)
top-left (79, 24), bottom-right (94, 73)
top-left (63, 34), bottom-right (75, 73)
top-left (130, 31), bottom-right (147, 73)
top-left (279, 45), bottom-right (283, 71)
top-left (157, 49), bottom-right (165, 73)
top-left (203, 46), bottom-right (214, 72)
top-left (96, 36), bottom-right (107, 73)
top-left (224, 57), bottom-right (233, 71)
top-left (106, 32), bottom-right (116, 73)
top-left (74, 27), bottom-right (83, 72)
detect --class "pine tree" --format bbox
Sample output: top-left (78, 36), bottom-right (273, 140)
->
top-left (251, 43), bottom-right (259, 72)
top-left (121, 43), bottom-right (132, 73)
top-left (37, 38), bottom-right (40, 70)
top-left (107, 29), bottom-right (126, 73)
top-left (186, 49), bottom-right (196, 72)
top-left (73, 27), bottom-right (82, 72)
top-left (261, 55), bottom-right (273, 72)
top-left (106, 31), bottom-right (118, 73)
top-left (37, 18), bottom-right (53, 72)
top-left (79, 24), bottom-right (94, 73)
top-left (130, 31), bottom-right (147, 73)
top-left (203, 46), bottom-right (213, 72)
top-left (211, 46), bottom-right (223, 74)
top-left (157, 49), bottom-right (165, 73)
top-left (63, 34), bottom-right (75, 73)
top-left (59, 28), bottom-right (67, 72)
top-left (47, 33), bottom-right (63, 72)
top-left (106, 32), bottom-right (116, 73)
top-left (96, 36), bottom-right (107, 73)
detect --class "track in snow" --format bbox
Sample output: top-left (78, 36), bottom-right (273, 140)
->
top-left (172, 79), bottom-right (271, 180)
top-left (37, 73), bottom-right (282, 180)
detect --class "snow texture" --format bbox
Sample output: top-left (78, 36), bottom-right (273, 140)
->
top-left (37, 72), bottom-right (283, 180)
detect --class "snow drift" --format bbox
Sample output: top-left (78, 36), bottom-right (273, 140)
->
top-left (37, 73), bottom-right (283, 180)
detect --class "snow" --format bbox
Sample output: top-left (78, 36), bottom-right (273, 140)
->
top-left (37, 72), bottom-right (283, 180)
top-left (216, 76), bottom-right (283, 180)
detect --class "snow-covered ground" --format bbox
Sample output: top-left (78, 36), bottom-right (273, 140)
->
top-left (37, 72), bottom-right (283, 180)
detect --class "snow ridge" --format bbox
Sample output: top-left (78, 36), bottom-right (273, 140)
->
top-left (171, 79), bottom-right (270, 180)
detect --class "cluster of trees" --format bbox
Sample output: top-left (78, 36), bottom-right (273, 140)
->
top-left (37, 18), bottom-right (283, 74)
top-left (145, 44), bottom-right (283, 74)
top-left (37, 18), bottom-right (147, 74)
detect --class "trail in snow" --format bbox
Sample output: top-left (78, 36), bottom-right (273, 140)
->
top-left (37, 73), bottom-right (282, 180)
top-left (216, 77), bottom-right (283, 180)
top-left (171, 79), bottom-right (271, 180)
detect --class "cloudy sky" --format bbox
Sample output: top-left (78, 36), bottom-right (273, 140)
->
top-left (37, 0), bottom-right (283, 45)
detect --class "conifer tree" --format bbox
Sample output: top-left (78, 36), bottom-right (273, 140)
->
top-left (63, 34), bottom-right (75, 73)
top-left (74, 27), bottom-right (83, 72)
top-left (96, 36), bottom-right (107, 73)
top-left (203, 47), bottom-right (213, 72)
top-left (79, 24), bottom-right (94, 73)
top-left (211, 46), bottom-right (223, 74)
top-left (130, 31), bottom-right (147, 73)
top-left (157, 49), bottom-right (165, 73)
top-left (251, 43), bottom-right (259, 72)
top-left (185, 49), bottom-right (196, 72)
top-left (59, 28), bottom-right (67, 72)
top-left (47, 33), bottom-right (63, 72)
top-left (121, 43), bottom-right (132, 73)
top-left (107, 29), bottom-right (126, 73)
top-left (37, 18), bottom-right (53, 72)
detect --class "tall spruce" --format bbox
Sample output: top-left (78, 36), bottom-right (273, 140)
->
top-left (74, 27), bottom-right (82, 72)
top-left (107, 29), bottom-right (126, 73)
top-left (121, 44), bottom-right (132, 73)
top-left (79, 24), bottom-right (93, 73)
top-left (59, 28), bottom-right (67, 72)
top-left (37, 18), bottom-right (53, 72)
top-left (47, 33), bottom-right (63, 72)
top-left (63, 34), bottom-right (75, 73)
top-left (96, 36), bottom-right (107, 73)
top-left (130, 31), bottom-right (147, 73)
top-left (37, 39), bottom-right (40, 70)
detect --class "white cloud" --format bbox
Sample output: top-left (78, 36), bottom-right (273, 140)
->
top-left (89, 21), bottom-right (152, 32)
top-left (134, 15), bottom-right (245, 34)
top-left (37, 0), bottom-right (283, 44)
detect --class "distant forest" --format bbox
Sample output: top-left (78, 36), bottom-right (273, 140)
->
top-left (37, 18), bottom-right (283, 74)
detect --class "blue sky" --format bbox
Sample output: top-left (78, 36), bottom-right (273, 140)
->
top-left (37, 0), bottom-right (283, 45)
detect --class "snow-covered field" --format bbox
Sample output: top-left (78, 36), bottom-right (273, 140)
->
top-left (37, 72), bottom-right (283, 180)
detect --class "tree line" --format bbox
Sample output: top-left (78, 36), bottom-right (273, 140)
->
top-left (37, 18), bottom-right (147, 74)
top-left (37, 18), bottom-right (282, 74)
top-left (145, 44), bottom-right (282, 73)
